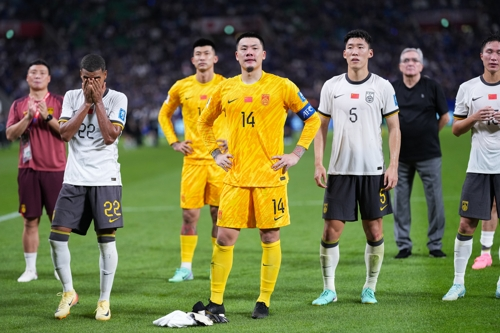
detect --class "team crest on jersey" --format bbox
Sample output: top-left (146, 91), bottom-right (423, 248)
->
top-left (20, 204), bottom-right (26, 214)
top-left (461, 200), bottom-right (468, 212)
top-left (48, 107), bottom-right (54, 115)
top-left (365, 91), bottom-right (374, 103)
top-left (119, 108), bottom-right (126, 121)
top-left (218, 210), bottom-right (223, 220)
top-left (323, 203), bottom-right (328, 214)
top-left (261, 94), bottom-right (270, 105)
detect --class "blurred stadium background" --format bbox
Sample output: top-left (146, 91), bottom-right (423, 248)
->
top-left (1, 0), bottom-right (499, 147)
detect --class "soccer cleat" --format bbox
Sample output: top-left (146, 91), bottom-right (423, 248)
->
top-left (54, 290), bottom-right (79, 319)
top-left (168, 268), bottom-right (193, 282)
top-left (205, 300), bottom-right (225, 316)
top-left (361, 287), bottom-right (377, 304)
top-left (496, 285), bottom-right (500, 299)
top-left (17, 270), bottom-right (38, 282)
top-left (471, 253), bottom-right (492, 270)
top-left (312, 289), bottom-right (337, 305)
top-left (442, 284), bottom-right (466, 301)
top-left (251, 302), bottom-right (269, 319)
top-left (95, 300), bottom-right (111, 321)
top-left (429, 250), bottom-right (447, 258)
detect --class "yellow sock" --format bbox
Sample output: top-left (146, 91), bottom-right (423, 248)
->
top-left (180, 235), bottom-right (198, 263)
top-left (210, 243), bottom-right (234, 305)
top-left (257, 240), bottom-right (281, 307)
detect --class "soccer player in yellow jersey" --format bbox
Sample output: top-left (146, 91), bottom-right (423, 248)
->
top-left (158, 39), bottom-right (226, 282)
top-left (197, 32), bottom-right (321, 319)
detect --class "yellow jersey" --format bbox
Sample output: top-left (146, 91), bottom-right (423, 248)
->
top-left (198, 71), bottom-right (320, 187)
top-left (158, 74), bottom-right (226, 164)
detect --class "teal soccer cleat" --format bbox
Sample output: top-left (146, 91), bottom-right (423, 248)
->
top-left (361, 288), bottom-right (377, 304)
top-left (312, 289), bottom-right (337, 305)
top-left (168, 267), bottom-right (193, 282)
top-left (442, 284), bottom-right (466, 301)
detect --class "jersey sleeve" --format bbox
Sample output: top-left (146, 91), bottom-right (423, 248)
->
top-left (283, 79), bottom-right (321, 149)
top-left (59, 90), bottom-right (75, 123)
top-left (6, 100), bottom-right (20, 128)
top-left (197, 84), bottom-right (223, 154)
top-left (453, 83), bottom-right (468, 120)
top-left (381, 80), bottom-right (399, 118)
top-left (109, 92), bottom-right (128, 129)
top-left (317, 80), bottom-right (332, 117)
top-left (158, 82), bottom-right (181, 145)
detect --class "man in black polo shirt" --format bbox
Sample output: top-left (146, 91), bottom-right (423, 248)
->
top-left (392, 48), bottom-right (449, 259)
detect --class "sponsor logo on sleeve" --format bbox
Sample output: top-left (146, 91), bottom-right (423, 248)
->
top-left (297, 91), bottom-right (306, 102)
top-left (393, 94), bottom-right (398, 106)
top-left (119, 108), bottom-right (126, 121)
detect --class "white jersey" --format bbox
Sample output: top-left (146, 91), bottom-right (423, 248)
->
top-left (319, 73), bottom-right (399, 175)
top-left (60, 88), bottom-right (127, 186)
top-left (454, 76), bottom-right (500, 174)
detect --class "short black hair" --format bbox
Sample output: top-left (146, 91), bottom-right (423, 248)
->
top-left (193, 38), bottom-right (216, 53)
top-left (80, 54), bottom-right (106, 72)
top-left (480, 32), bottom-right (500, 52)
top-left (27, 59), bottom-right (50, 75)
top-left (236, 32), bottom-right (265, 49)
top-left (344, 29), bottom-right (372, 48)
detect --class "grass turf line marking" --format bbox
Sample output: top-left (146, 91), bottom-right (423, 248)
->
top-left (0, 212), bottom-right (20, 223)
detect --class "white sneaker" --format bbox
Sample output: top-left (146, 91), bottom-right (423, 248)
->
top-left (17, 270), bottom-right (38, 282)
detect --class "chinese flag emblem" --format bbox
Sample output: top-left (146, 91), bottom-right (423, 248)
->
top-left (200, 95), bottom-right (207, 100)
top-left (244, 96), bottom-right (253, 103)
top-left (351, 93), bottom-right (359, 99)
top-left (488, 94), bottom-right (497, 100)
top-left (261, 94), bottom-right (270, 105)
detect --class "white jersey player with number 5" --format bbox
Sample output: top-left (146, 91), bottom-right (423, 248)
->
top-left (312, 29), bottom-right (400, 306)
top-left (49, 54), bottom-right (127, 321)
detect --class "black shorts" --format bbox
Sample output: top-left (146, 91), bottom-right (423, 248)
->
top-left (459, 173), bottom-right (500, 220)
top-left (322, 174), bottom-right (392, 221)
top-left (52, 184), bottom-right (124, 235)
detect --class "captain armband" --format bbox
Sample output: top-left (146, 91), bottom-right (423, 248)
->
top-left (296, 103), bottom-right (316, 121)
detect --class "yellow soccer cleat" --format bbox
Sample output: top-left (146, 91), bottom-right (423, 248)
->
top-left (95, 300), bottom-right (111, 321)
top-left (54, 290), bottom-right (79, 319)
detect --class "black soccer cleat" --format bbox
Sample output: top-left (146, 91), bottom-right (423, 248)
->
top-left (251, 301), bottom-right (269, 319)
top-left (205, 300), bottom-right (225, 315)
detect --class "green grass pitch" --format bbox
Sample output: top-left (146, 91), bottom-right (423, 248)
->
top-left (0, 127), bottom-right (498, 332)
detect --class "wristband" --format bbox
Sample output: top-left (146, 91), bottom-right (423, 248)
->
top-left (44, 114), bottom-right (53, 122)
top-left (211, 148), bottom-right (221, 159)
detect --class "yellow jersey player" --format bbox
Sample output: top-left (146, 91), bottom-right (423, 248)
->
top-left (197, 32), bottom-right (321, 319)
top-left (158, 38), bottom-right (226, 282)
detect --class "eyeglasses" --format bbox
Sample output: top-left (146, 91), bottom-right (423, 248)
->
top-left (402, 58), bottom-right (420, 63)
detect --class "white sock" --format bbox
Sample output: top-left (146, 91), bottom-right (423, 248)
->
top-left (49, 240), bottom-right (73, 292)
top-left (480, 231), bottom-right (495, 253)
top-left (453, 238), bottom-right (472, 285)
top-left (24, 252), bottom-right (37, 272)
top-left (180, 262), bottom-right (192, 270)
top-left (319, 244), bottom-right (339, 292)
top-left (363, 242), bottom-right (384, 291)
top-left (99, 241), bottom-right (118, 301)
